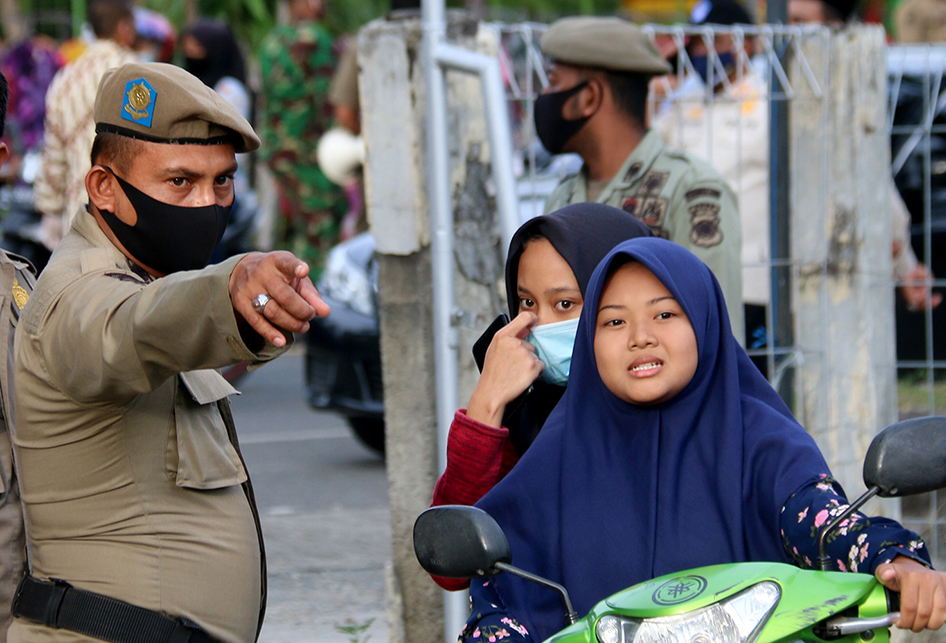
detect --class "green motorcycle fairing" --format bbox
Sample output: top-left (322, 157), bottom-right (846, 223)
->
top-left (545, 562), bottom-right (890, 643)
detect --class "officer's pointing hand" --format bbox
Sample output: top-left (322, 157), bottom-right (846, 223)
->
top-left (229, 251), bottom-right (331, 347)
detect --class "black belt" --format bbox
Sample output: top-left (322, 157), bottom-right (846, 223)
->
top-left (12, 575), bottom-right (223, 643)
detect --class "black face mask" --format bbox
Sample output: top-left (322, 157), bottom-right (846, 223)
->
top-left (97, 167), bottom-right (231, 275)
top-left (533, 81), bottom-right (591, 155)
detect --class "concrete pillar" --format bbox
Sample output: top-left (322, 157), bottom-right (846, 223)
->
top-left (789, 26), bottom-right (899, 502)
top-left (358, 14), bottom-right (505, 643)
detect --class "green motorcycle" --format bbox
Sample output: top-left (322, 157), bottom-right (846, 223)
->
top-left (413, 416), bottom-right (946, 643)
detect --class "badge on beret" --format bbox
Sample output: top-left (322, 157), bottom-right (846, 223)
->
top-left (121, 78), bottom-right (156, 128)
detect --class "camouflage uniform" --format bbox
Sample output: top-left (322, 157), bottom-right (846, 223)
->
top-left (544, 130), bottom-right (744, 339)
top-left (259, 21), bottom-right (346, 275)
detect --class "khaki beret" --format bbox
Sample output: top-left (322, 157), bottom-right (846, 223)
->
top-left (541, 17), bottom-right (671, 75)
top-left (94, 62), bottom-right (259, 153)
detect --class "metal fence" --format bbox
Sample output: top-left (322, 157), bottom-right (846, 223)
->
top-left (888, 44), bottom-right (946, 567)
top-left (488, 22), bottom-right (832, 370)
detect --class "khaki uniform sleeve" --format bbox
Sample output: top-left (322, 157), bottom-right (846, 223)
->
top-left (668, 178), bottom-right (745, 343)
top-left (34, 255), bottom-right (289, 405)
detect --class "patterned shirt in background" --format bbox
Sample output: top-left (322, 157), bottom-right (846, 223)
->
top-left (258, 21), bottom-right (346, 275)
top-left (33, 39), bottom-right (137, 241)
top-left (0, 40), bottom-right (63, 154)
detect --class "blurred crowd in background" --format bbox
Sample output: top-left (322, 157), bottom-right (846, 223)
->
top-left (0, 0), bottom-right (383, 280)
top-left (1, 0), bottom-right (945, 280)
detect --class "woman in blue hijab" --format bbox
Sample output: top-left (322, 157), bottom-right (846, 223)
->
top-left (464, 238), bottom-right (939, 643)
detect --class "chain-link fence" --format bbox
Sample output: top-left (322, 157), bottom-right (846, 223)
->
top-left (489, 23), bottom-right (833, 372)
top-left (488, 23), bottom-right (946, 559)
top-left (889, 44), bottom-right (946, 569)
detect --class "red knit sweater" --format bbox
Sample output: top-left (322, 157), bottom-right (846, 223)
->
top-left (428, 409), bottom-right (520, 591)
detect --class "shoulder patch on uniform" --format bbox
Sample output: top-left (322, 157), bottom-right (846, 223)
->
top-left (639, 198), bottom-right (669, 231)
top-left (637, 171), bottom-right (669, 197)
top-left (685, 187), bottom-right (722, 202)
top-left (689, 203), bottom-right (723, 247)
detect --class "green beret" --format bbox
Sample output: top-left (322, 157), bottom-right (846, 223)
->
top-left (93, 62), bottom-right (259, 153)
top-left (541, 17), bottom-right (671, 75)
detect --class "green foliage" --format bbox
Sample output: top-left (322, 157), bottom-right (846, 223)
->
top-left (141, 0), bottom-right (279, 51)
top-left (322, 0), bottom-right (389, 36)
top-left (485, 0), bottom-right (623, 21)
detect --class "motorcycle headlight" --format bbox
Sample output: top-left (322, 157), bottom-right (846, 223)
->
top-left (596, 581), bottom-right (780, 643)
top-left (318, 244), bottom-right (377, 318)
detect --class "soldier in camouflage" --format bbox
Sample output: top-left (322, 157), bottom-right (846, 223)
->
top-left (258, 0), bottom-right (346, 277)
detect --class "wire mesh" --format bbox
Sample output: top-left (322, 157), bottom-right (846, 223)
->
top-left (888, 44), bottom-right (946, 566)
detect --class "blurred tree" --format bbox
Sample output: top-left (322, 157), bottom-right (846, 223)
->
top-left (486, 0), bottom-right (622, 17)
top-left (144, 0), bottom-right (277, 51)
top-left (0, 0), bottom-right (27, 42)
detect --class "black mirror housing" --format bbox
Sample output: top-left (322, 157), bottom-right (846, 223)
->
top-left (413, 505), bottom-right (512, 579)
top-left (864, 416), bottom-right (946, 497)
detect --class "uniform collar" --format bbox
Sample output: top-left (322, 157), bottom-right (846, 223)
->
top-left (575, 129), bottom-right (665, 204)
top-left (73, 206), bottom-right (153, 280)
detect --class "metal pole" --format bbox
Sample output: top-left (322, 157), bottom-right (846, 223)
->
top-left (767, 0), bottom-right (795, 405)
top-left (422, 2), bottom-right (469, 641)
top-left (434, 42), bottom-right (521, 249)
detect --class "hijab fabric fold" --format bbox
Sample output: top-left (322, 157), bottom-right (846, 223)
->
top-left (475, 237), bottom-right (828, 641)
top-left (500, 204), bottom-right (652, 453)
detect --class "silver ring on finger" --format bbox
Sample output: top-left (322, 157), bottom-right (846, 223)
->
top-left (252, 293), bottom-right (272, 315)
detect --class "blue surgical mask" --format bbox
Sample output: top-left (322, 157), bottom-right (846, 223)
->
top-left (526, 318), bottom-right (580, 386)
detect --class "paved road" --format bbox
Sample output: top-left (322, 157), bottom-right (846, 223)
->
top-left (230, 348), bottom-right (391, 643)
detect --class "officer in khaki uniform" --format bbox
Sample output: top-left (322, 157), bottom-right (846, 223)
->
top-left (538, 17), bottom-right (744, 339)
top-left (0, 249), bottom-right (33, 643)
top-left (0, 71), bottom-right (33, 643)
top-left (10, 63), bottom-right (330, 643)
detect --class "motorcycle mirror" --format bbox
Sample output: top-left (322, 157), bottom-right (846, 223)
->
top-left (413, 505), bottom-right (512, 578)
top-left (864, 416), bottom-right (946, 497)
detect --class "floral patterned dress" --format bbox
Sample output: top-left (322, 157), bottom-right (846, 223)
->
top-left (460, 474), bottom-right (930, 643)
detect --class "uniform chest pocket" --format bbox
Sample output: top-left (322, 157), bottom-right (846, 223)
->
top-left (167, 370), bottom-right (247, 490)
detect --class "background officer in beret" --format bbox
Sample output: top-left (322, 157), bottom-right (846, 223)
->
top-left (9, 63), bottom-right (328, 643)
top-left (539, 16), bottom-right (744, 340)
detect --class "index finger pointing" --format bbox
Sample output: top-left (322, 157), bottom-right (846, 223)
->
top-left (273, 252), bottom-right (308, 280)
top-left (297, 279), bottom-right (331, 318)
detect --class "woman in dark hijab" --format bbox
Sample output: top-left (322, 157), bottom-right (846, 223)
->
top-left (182, 20), bottom-right (250, 121)
top-left (182, 20), bottom-right (246, 89)
top-left (429, 203), bottom-right (652, 590)
top-left (465, 238), bottom-right (936, 643)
